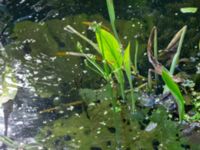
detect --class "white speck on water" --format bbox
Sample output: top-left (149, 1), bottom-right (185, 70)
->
top-left (24, 54), bottom-right (32, 60)
top-left (99, 121), bottom-right (106, 126)
top-left (59, 110), bottom-right (64, 114)
top-left (85, 47), bottom-right (90, 51)
top-left (145, 122), bottom-right (157, 132)
top-left (74, 64), bottom-right (78, 68)
top-left (132, 24), bottom-right (136, 27)
top-left (72, 139), bottom-right (75, 142)
top-left (41, 139), bottom-right (46, 142)
top-left (104, 111), bottom-right (108, 115)
top-left (175, 12), bottom-right (178, 16)
top-left (16, 121), bottom-right (23, 125)
top-left (75, 113), bottom-right (80, 117)
top-left (89, 102), bottom-right (95, 106)
top-left (34, 77), bottom-right (39, 81)
top-left (43, 121), bottom-right (47, 124)
top-left (123, 36), bottom-right (128, 40)
top-left (38, 146), bottom-right (43, 150)
top-left (51, 134), bottom-right (55, 138)
top-left (19, 0), bottom-right (26, 4)
top-left (83, 70), bottom-right (87, 74)
top-left (57, 78), bottom-right (62, 81)
top-left (36, 59), bottom-right (42, 64)
top-left (33, 71), bottom-right (38, 75)
top-left (67, 106), bottom-right (74, 111)
top-left (50, 56), bottom-right (57, 61)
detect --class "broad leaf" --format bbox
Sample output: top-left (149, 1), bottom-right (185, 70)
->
top-left (95, 28), bottom-right (122, 69)
top-left (161, 67), bottom-right (185, 121)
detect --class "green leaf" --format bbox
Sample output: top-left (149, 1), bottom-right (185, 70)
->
top-left (0, 65), bottom-right (18, 107)
top-left (106, 0), bottom-right (120, 43)
top-left (95, 28), bottom-right (122, 69)
top-left (161, 67), bottom-right (185, 121)
top-left (123, 43), bottom-right (135, 111)
top-left (180, 7), bottom-right (198, 13)
top-left (106, 0), bottom-right (115, 24)
top-left (95, 28), bottom-right (125, 100)
top-left (123, 43), bottom-right (131, 81)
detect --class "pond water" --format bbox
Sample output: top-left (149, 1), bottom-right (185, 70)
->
top-left (0, 0), bottom-right (200, 150)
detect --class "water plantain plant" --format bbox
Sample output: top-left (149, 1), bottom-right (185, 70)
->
top-left (161, 67), bottom-right (185, 121)
top-left (65, 22), bottom-right (137, 111)
top-left (65, 1), bottom-right (137, 147)
top-left (147, 25), bottom-right (188, 121)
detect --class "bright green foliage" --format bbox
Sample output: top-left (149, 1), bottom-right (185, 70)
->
top-left (180, 7), bottom-right (198, 13)
top-left (95, 28), bottom-right (122, 69)
top-left (161, 67), bottom-right (185, 121)
top-left (124, 43), bottom-right (131, 78)
top-left (95, 27), bottom-right (125, 99)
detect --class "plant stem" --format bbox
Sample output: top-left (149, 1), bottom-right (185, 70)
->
top-left (134, 40), bottom-right (139, 73)
top-left (153, 28), bottom-right (158, 85)
top-left (129, 80), bottom-right (135, 113)
top-left (64, 25), bottom-right (99, 51)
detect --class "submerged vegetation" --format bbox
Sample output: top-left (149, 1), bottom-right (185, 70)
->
top-left (0, 0), bottom-right (200, 149)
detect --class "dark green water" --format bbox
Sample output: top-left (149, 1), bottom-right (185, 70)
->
top-left (0, 0), bottom-right (200, 149)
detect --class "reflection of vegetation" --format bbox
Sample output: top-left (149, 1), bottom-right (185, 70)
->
top-left (6, 15), bottom-right (89, 98)
top-left (37, 100), bottom-right (187, 149)
top-left (0, 65), bottom-right (18, 107)
top-left (5, 13), bottom-right (148, 98)
top-left (0, 135), bottom-right (42, 150)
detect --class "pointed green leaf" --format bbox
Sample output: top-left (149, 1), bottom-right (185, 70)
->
top-left (95, 28), bottom-right (122, 69)
top-left (123, 43), bottom-right (131, 81)
top-left (106, 0), bottom-right (115, 24)
top-left (161, 67), bottom-right (185, 121)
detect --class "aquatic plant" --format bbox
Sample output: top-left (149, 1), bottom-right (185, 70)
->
top-left (147, 26), bottom-right (188, 120)
top-left (169, 26), bottom-right (187, 76)
top-left (64, 1), bottom-right (139, 147)
top-left (161, 67), bottom-right (185, 121)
